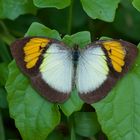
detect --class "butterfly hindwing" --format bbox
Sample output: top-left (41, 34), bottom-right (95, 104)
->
top-left (78, 40), bottom-right (138, 104)
top-left (11, 37), bottom-right (73, 103)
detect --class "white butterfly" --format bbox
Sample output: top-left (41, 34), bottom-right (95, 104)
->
top-left (11, 37), bottom-right (138, 104)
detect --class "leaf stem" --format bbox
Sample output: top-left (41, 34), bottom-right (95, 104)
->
top-left (67, 115), bottom-right (76, 140)
top-left (70, 125), bottom-right (76, 140)
top-left (67, 0), bottom-right (73, 35)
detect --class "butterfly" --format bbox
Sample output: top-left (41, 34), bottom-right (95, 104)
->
top-left (11, 37), bottom-right (138, 104)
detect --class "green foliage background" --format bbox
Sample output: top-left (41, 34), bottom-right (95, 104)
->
top-left (0, 0), bottom-right (140, 140)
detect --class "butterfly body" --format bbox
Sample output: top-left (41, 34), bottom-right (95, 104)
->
top-left (72, 45), bottom-right (80, 65)
top-left (11, 37), bottom-right (138, 104)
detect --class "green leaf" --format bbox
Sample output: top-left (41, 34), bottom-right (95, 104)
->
top-left (0, 63), bottom-right (8, 86)
top-left (132, 0), bottom-right (140, 12)
top-left (80, 0), bottom-right (120, 22)
top-left (25, 22), bottom-right (61, 40)
top-left (62, 31), bottom-right (91, 48)
top-left (0, 0), bottom-right (36, 20)
top-left (59, 89), bottom-right (83, 116)
top-left (92, 43), bottom-right (140, 140)
top-left (5, 61), bottom-right (60, 140)
top-left (33, 0), bottom-right (71, 9)
top-left (73, 112), bottom-right (100, 137)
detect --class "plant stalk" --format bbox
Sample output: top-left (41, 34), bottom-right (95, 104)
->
top-left (67, 0), bottom-right (73, 35)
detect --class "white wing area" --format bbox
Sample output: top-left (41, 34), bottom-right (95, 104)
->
top-left (76, 47), bottom-right (109, 94)
top-left (39, 43), bottom-right (73, 93)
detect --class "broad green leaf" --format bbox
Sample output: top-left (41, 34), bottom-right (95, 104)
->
top-left (25, 22), bottom-right (61, 40)
top-left (62, 31), bottom-right (91, 48)
top-left (92, 43), bottom-right (140, 140)
top-left (132, 0), bottom-right (140, 12)
top-left (73, 112), bottom-right (100, 137)
top-left (0, 63), bottom-right (8, 86)
top-left (5, 61), bottom-right (60, 140)
top-left (33, 0), bottom-right (71, 9)
top-left (80, 0), bottom-right (120, 22)
top-left (59, 89), bottom-right (83, 116)
top-left (0, 87), bottom-right (8, 108)
top-left (0, 0), bottom-right (36, 20)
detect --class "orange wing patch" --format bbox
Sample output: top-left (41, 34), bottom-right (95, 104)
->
top-left (24, 38), bottom-right (50, 69)
top-left (103, 41), bottom-right (126, 73)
